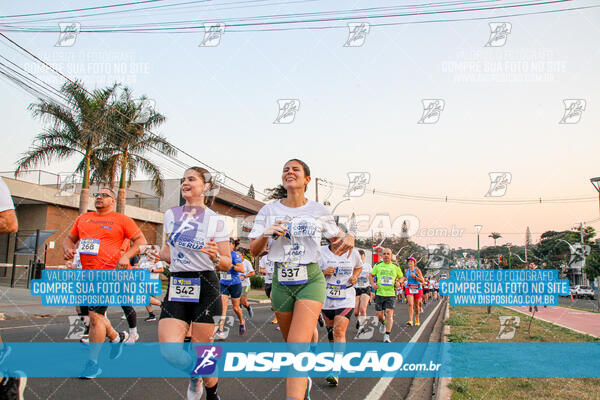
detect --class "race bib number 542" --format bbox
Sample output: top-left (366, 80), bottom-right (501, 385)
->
top-left (168, 277), bottom-right (201, 302)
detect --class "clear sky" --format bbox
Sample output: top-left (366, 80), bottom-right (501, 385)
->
top-left (1, 0), bottom-right (599, 249)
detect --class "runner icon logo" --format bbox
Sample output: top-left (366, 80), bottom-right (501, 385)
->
top-left (273, 99), bottom-right (300, 124)
top-left (344, 22), bottom-right (370, 47)
top-left (418, 99), bottom-right (445, 124)
top-left (496, 316), bottom-right (520, 340)
top-left (344, 172), bottom-right (370, 197)
top-left (56, 22), bottom-right (80, 47)
top-left (559, 99), bottom-right (586, 124)
top-left (354, 316), bottom-right (379, 340)
top-left (65, 316), bottom-right (87, 339)
top-left (485, 172), bottom-right (512, 197)
top-left (192, 345), bottom-right (222, 375)
top-left (485, 22), bottom-right (512, 47)
top-left (199, 23), bottom-right (225, 47)
top-left (212, 316), bottom-right (234, 339)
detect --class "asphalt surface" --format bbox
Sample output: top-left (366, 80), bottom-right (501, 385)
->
top-left (558, 296), bottom-right (599, 311)
top-left (0, 296), bottom-right (445, 400)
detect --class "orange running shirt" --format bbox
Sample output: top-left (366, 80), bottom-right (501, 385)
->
top-left (70, 211), bottom-right (141, 269)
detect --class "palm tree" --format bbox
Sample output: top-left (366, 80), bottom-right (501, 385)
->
top-left (97, 87), bottom-right (175, 213)
top-left (16, 81), bottom-right (117, 214)
top-left (489, 232), bottom-right (502, 246)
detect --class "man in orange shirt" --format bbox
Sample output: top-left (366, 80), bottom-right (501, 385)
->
top-left (63, 188), bottom-right (147, 378)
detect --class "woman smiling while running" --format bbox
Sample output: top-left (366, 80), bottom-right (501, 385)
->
top-left (158, 167), bottom-right (232, 400)
top-left (249, 159), bottom-right (354, 400)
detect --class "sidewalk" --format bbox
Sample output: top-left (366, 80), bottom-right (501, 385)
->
top-left (0, 286), bottom-right (270, 319)
top-left (508, 305), bottom-right (600, 338)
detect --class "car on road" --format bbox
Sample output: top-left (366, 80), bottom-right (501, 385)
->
top-left (573, 285), bottom-right (595, 300)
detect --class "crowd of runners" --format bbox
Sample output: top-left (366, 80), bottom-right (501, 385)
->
top-left (0, 160), bottom-right (443, 400)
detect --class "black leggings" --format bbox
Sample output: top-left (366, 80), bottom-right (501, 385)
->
top-left (79, 305), bottom-right (136, 328)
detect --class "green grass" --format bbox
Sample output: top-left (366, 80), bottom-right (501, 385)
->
top-left (448, 306), bottom-right (600, 400)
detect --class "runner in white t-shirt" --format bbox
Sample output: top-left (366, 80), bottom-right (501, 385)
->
top-left (157, 167), bottom-right (232, 400)
top-left (249, 159), bottom-right (354, 400)
top-left (319, 244), bottom-right (362, 387)
top-left (239, 253), bottom-right (255, 319)
top-left (354, 249), bottom-right (372, 336)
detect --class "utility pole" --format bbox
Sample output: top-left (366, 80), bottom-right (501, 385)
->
top-left (315, 178), bottom-right (319, 203)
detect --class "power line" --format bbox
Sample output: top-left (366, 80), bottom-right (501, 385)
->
top-left (318, 179), bottom-right (597, 205)
top-left (0, 0), bottom-right (578, 33)
top-left (0, 0), bottom-right (170, 19)
top-left (0, 32), bottom-right (266, 200)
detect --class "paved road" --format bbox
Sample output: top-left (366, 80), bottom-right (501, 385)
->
top-left (558, 296), bottom-right (599, 312)
top-left (0, 297), bottom-right (445, 400)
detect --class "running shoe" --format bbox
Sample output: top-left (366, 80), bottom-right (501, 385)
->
top-left (383, 334), bottom-right (391, 343)
top-left (125, 332), bottom-right (139, 345)
top-left (326, 375), bottom-right (339, 387)
top-left (121, 314), bottom-right (127, 320)
top-left (109, 331), bottom-right (129, 360)
top-left (247, 306), bottom-right (254, 319)
top-left (80, 336), bottom-right (89, 344)
top-left (80, 360), bottom-right (102, 379)
top-left (305, 377), bottom-right (312, 400)
top-left (187, 377), bottom-right (204, 400)
top-left (145, 314), bottom-right (157, 322)
top-left (239, 324), bottom-right (246, 336)
top-left (406, 321), bottom-right (413, 326)
top-left (379, 321), bottom-right (386, 334)
top-left (356, 325), bottom-right (366, 337)
top-left (0, 346), bottom-right (12, 365)
top-left (271, 316), bottom-right (278, 324)
top-left (0, 370), bottom-right (26, 399)
top-left (318, 314), bottom-right (324, 328)
top-left (415, 319), bottom-right (420, 327)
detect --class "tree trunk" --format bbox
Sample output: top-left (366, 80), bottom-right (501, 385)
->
top-left (78, 150), bottom-right (92, 215)
top-left (116, 151), bottom-right (128, 214)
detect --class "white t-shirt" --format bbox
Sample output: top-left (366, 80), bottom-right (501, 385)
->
top-left (139, 255), bottom-right (164, 280)
top-left (164, 205), bottom-right (229, 272)
top-left (356, 262), bottom-right (372, 288)
top-left (318, 245), bottom-right (362, 310)
top-left (259, 256), bottom-right (275, 284)
top-left (0, 178), bottom-right (14, 212)
top-left (241, 259), bottom-right (254, 287)
top-left (248, 199), bottom-right (339, 264)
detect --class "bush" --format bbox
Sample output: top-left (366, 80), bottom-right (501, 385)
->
top-left (250, 275), bottom-right (265, 289)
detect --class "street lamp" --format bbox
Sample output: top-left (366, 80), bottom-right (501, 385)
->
top-left (506, 242), bottom-right (512, 269)
top-left (475, 225), bottom-right (483, 269)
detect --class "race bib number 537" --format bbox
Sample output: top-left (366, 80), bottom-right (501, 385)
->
top-left (277, 263), bottom-right (308, 285)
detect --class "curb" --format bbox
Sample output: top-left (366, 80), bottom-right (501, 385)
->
top-left (435, 302), bottom-right (452, 400)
